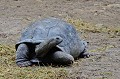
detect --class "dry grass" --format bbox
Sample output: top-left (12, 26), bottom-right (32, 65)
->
top-left (0, 44), bottom-right (68, 79)
top-left (67, 18), bottom-right (120, 38)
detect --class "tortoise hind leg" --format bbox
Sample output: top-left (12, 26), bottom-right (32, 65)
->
top-left (16, 44), bottom-right (32, 67)
top-left (79, 40), bottom-right (90, 58)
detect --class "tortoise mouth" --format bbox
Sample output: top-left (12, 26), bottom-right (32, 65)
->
top-left (48, 46), bottom-right (62, 53)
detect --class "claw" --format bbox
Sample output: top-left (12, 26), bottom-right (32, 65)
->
top-left (83, 53), bottom-right (90, 58)
top-left (79, 53), bottom-right (90, 58)
top-left (17, 61), bottom-right (32, 67)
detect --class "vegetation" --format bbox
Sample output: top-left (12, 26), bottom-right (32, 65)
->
top-left (67, 18), bottom-right (120, 38)
top-left (0, 44), bottom-right (68, 79)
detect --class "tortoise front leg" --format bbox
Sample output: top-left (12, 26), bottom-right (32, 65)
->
top-left (16, 44), bottom-right (32, 67)
top-left (48, 51), bottom-right (74, 65)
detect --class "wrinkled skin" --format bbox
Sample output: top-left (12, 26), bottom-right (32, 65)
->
top-left (16, 18), bottom-right (88, 67)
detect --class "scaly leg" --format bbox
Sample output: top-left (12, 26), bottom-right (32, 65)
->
top-left (79, 40), bottom-right (90, 58)
top-left (16, 44), bottom-right (32, 67)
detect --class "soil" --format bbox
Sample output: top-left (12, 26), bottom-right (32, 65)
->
top-left (0, 0), bottom-right (120, 79)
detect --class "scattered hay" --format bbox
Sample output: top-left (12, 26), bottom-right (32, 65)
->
top-left (67, 18), bottom-right (120, 37)
top-left (0, 44), bottom-right (68, 79)
top-left (89, 45), bottom-right (115, 53)
top-left (0, 44), bottom-right (15, 56)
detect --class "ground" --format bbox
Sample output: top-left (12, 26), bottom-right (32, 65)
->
top-left (0, 0), bottom-right (120, 79)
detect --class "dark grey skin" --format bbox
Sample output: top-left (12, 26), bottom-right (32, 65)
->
top-left (16, 18), bottom-right (88, 67)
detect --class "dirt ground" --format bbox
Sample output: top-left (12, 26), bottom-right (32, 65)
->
top-left (0, 0), bottom-right (120, 79)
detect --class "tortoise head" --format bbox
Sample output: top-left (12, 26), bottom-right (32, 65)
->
top-left (48, 36), bottom-right (63, 45)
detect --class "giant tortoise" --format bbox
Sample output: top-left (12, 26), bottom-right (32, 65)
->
top-left (16, 18), bottom-right (88, 67)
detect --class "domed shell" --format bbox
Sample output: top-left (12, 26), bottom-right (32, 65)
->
top-left (16, 18), bottom-right (83, 58)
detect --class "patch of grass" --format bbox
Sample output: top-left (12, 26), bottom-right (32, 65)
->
top-left (0, 66), bottom-right (68, 79)
top-left (66, 18), bottom-right (120, 37)
top-left (99, 71), bottom-right (113, 79)
top-left (100, 71), bottom-right (113, 76)
top-left (89, 45), bottom-right (115, 53)
top-left (0, 44), bottom-right (68, 79)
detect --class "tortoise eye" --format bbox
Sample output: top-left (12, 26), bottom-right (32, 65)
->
top-left (56, 37), bottom-right (60, 40)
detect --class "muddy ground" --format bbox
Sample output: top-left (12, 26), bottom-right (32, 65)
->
top-left (0, 0), bottom-right (120, 79)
